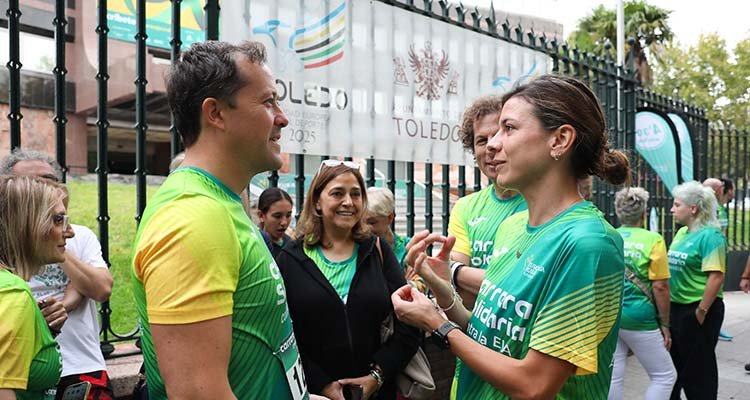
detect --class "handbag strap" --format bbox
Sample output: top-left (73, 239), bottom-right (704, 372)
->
top-left (624, 266), bottom-right (655, 305)
top-left (375, 236), bottom-right (384, 267)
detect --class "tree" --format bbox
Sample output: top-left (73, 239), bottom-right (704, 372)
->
top-left (568, 1), bottom-right (673, 85)
top-left (651, 34), bottom-right (750, 128)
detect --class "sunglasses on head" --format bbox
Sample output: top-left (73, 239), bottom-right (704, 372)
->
top-left (317, 159), bottom-right (360, 173)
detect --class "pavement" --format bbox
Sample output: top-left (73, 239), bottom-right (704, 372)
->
top-left (622, 291), bottom-right (750, 400)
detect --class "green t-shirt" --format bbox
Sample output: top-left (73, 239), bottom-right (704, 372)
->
top-left (668, 226), bottom-right (727, 304)
top-left (617, 227), bottom-right (670, 331)
top-left (132, 167), bottom-right (307, 400)
top-left (448, 186), bottom-right (527, 268)
top-left (304, 244), bottom-right (358, 303)
top-left (717, 205), bottom-right (728, 232)
top-left (455, 202), bottom-right (624, 399)
top-left (393, 233), bottom-right (409, 268)
top-left (0, 269), bottom-right (61, 400)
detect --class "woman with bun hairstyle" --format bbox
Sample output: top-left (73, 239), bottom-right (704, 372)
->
top-left (667, 181), bottom-right (726, 399)
top-left (392, 74), bottom-right (630, 399)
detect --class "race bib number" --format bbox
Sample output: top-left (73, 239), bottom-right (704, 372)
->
top-left (274, 332), bottom-right (309, 400)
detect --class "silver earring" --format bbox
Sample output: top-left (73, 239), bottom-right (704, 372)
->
top-left (551, 152), bottom-right (560, 161)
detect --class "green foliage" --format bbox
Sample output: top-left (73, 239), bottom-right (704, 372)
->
top-left (568, 0), bottom-right (673, 84)
top-left (651, 34), bottom-right (750, 128)
top-left (66, 179), bottom-right (159, 335)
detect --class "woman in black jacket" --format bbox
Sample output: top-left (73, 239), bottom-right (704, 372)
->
top-left (276, 160), bottom-right (419, 400)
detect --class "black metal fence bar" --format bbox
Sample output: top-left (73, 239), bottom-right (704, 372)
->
top-left (53, 0), bottom-right (68, 181)
top-left (406, 161), bottom-right (415, 237)
top-left (387, 160), bottom-right (396, 232)
top-left (134, 0), bottom-right (148, 225)
top-left (204, 0), bottom-right (219, 41)
top-left (294, 154), bottom-right (304, 222)
top-left (6, 0), bottom-right (22, 150)
top-left (96, 0), bottom-right (114, 356)
top-left (424, 163), bottom-right (433, 234)
top-left (441, 164), bottom-right (449, 236)
top-left (458, 166), bottom-right (466, 197)
top-left (170, 0), bottom-right (183, 159)
top-left (366, 157), bottom-right (376, 188)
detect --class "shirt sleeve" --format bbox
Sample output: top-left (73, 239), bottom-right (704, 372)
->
top-left (0, 287), bottom-right (37, 389)
top-left (529, 233), bottom-right (623, 375)
top-left (69, 224), bottom-right (107, 269)
top-left (647, 236), bottom-right (670, 280)
top-left (133, 195), bottom-right (241, 324)
top-left (448, 198), bottom-right (470, 256)
top-left (700, 230), bottom-right (727, 273)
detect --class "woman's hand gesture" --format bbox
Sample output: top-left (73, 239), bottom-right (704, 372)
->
top-left (404, 230), bottom-right (455, 299)
top-left (391, 284), bottom-right (446, 332)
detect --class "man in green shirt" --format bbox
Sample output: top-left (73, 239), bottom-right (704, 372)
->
top-left (132, 41), bottom-right (320, 400)
top-left (702, 177), bottom-right (734, 342)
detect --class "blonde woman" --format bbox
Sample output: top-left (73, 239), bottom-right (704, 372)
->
top-left (365, 187), bottom-right (408, 267)
top-left (608, 187), bottom-right (675, 400)
top-left (0, 176), bottom-right (73, 400)
top-left (668, 181), bottom-right (726, 399)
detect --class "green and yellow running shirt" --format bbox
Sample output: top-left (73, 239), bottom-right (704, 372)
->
top-left (304, 245), bottom-right (358, 303)
top-left (617, 226), bottom-right (670, 331)
top-left (0, 269), bottom-right (61, 400)
top-left (455, 202), bottom-right (624, 399)
top-left (668, 226), bottom-right (727, 304)
top-left (448, 186), bottom-right (527, 269)
top-left (132, 167), bottom-right (307, 400)
top-left (717, 205), bottom-right (729, 232)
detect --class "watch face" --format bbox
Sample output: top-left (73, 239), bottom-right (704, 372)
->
top-left (431, 321), bottom-right (458, 349)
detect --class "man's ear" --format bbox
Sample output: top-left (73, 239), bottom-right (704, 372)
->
top-left (201, 97), bottom-right (226, 131)
top-left (548, 124), bottom-right (577, 159)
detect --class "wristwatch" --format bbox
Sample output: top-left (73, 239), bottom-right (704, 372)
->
top-left (431, 320), bottom-right (460, 349)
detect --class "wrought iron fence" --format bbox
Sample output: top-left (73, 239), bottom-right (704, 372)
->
top-left (3, 0), bottom-right (726, 356)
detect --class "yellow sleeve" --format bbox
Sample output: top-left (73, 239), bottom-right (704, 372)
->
top-left (0, 287), bottom-right (37, 389)
top-left (134, 195), bottom-right (240, 325)
top-left (448, 197), bottom-right (470, 256)
top-left (701, 232), bottom-right (727, 273)
top-left (648, 237), bottom-right (670, 280)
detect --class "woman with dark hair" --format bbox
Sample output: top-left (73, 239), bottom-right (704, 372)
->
top-left (668, 181), bottom-right (726, 399)
top-left (0, 176), bottom-right (73, 400)
top-left (257, 187), bottom-right (293, 257)
top-left (275, 160), bottom-right (419, 400)
top-left (608, 187), bottom-right (675, 400)
top-left (393, 74), bottom-right (630, 399)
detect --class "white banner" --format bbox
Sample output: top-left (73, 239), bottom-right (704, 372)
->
top-left (221, 1), bottom-right (551, 166)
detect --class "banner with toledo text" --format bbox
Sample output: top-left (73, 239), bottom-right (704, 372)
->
top-left (220, 0), bottom-right (552, 166)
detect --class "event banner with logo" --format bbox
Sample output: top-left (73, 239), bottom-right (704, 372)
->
top-left (221, 1), bottom-right (551, 166)
top-left (668, 113), bottom-right (694, 182)
top-left (107, 0), bottom-right (205, 50)
top-left (635, 110), bottom-right (682, 193)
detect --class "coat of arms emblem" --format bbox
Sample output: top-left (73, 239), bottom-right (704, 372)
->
top-left (407, 41), bottom-right (451, 100)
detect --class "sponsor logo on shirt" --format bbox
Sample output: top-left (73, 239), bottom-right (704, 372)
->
top-left (467, 217), bottom-right (488, 227)
top-left (523, 256), bottom-right (545, 279)
top-left (494, 246), bottom-right (510, 257)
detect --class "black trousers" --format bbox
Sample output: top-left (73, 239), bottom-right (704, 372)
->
top-left (669, 299), bottom-right (724, 400)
